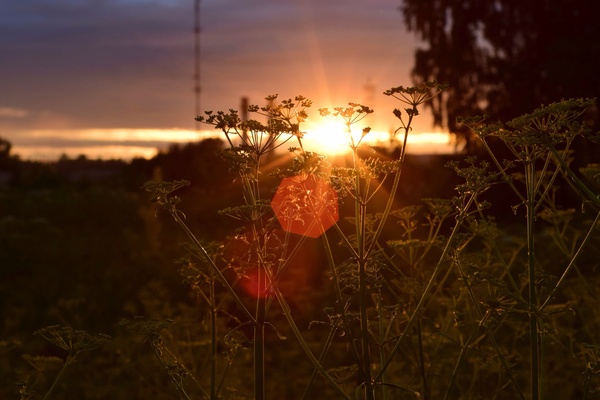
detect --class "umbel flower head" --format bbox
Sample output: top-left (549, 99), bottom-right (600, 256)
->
top-left (318, 103), bottom-right (373, 149)
top-left (197, 95), bottom-right (313, 156)
top-left (506, 98), bottom-right (595, 145)
top-left (461, 98), bottom-right (596, 147)
top-left (384, 81), bottom-right (448, 133)
top-left (34, 325), bottom-right (111, 359)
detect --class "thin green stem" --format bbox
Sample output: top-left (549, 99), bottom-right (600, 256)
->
top-left (525, 160), bottom-right (540, 400)
top-left (365, 115), bottom-right (412, 259)
top-left (302, 317), bottom-right (341, 399)
top-left (321, 232), bottom-right (365, 378)
top-left (532, 150), bottom-right (565, 214)
top-left (416, 320), bottom-right (428, 399)
top-left (273, 285), bottom-right (352, 400)
top-left (376, 291), bottom-right (388, 400)
top-left (216, 346), bottom-right (237, 398)
top-left (251, 208), bottom-right (266, 400)
top-left (350, 135), bottom-right (375, 400)
top-left (171, 211), bottom-right (255, 324)
top-left (452, 254), bottom-right (526, 399)
top-left (480, 138), bottom-right (526, 204)
top-left (442, 319), bottom-right (486, 400)
top-left (374, 196), bottom-right (473, 382)
top-left (358, 207), bottom-right (374, 400)
top-left (473, 199), bottom-right (525, 303)
top-left (254, 311), bottom-right (266, 400)
top-left (532, 152), bottom-right (552, 200)
top-left (544, 140), bottom-right (600, 209)
top-left (42, 356), bottom-right (72, 400)
top-left (332, 221), bottom-right (360, 260)
top-left (209, 279), bottom-right (217, 399)
top-left (152, 345), bottom-right (193, 400)
top-left (540, 210), bottom-right (600, 310)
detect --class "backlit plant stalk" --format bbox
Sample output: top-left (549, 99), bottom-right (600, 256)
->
top-left (321, 102), bottom-right (377, 398)
top-left (464, 98), bottom-right (597, 400)
top-left (199, 96), bottom-right (316, 400)
top-left (320, 82), bottom-right (446, 399)
top-left (34, 326), bottom-right (110, 400)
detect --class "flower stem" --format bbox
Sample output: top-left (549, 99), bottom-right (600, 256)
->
top-left (525, 160), bottom-right (540, 400)
top-left (273, 285), bottom-right (351, 400)
top-left (170, 210), bottom-right (255, 324)
top-left (42, 356), bottom-right (72, 400)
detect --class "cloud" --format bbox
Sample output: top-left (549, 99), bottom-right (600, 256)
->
top-left (0, 107), bottom-right (30, 118)
top-left (1, 0), bottom-right (195, 129)
top-left (0, 0), bottom-right (427, 159)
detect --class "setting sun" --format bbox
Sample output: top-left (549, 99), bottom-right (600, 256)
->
top-left (301, 119), bottom-right (396, 155)
top-left (300, 119), bottom-right (454, 156)
top-left (301, 120), bottom-right (351, 155)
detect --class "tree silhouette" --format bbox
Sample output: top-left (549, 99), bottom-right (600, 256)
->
top-left (401, 0), bottom-right (600, 153)
top-left (0, 137), bottom-right (11, 160)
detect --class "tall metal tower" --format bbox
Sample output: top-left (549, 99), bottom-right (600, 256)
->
top-left (194, 0), bottom-right (201, 131)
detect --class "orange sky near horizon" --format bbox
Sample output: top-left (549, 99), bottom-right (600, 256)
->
top-left (11, 127), bottom-right (454, 161)
top-left (0, 0), bottom-right (455, 161)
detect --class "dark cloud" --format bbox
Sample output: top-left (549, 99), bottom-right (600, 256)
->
top-left (1, 0), bottom-right (194, 130)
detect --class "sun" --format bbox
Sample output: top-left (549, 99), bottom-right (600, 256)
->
top-left (301, 120), bottom-right (352, 155)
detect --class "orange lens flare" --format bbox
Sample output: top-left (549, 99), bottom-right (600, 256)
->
top-left (241, 267), bottom-right (270, 299)
top-left (271, 174), bottom-right (339, 238)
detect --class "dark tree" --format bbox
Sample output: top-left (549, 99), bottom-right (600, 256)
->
top-left (401, 0), bottom-right (600, 153)
top-left (0, 137), bottom-right (11, 161)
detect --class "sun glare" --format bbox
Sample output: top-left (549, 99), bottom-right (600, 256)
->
top-left (11, 125), bottom-right (453, 162)
top-left (301, 120), bottom-right (352, 155)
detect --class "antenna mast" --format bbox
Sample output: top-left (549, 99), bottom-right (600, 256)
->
top-left (194, 0), bottom-right (201, 131)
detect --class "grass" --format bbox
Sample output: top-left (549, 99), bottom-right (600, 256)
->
top-left (6, 86), bottom-right (600, 399)
top-left (142, 91), bottom-right (599, 400)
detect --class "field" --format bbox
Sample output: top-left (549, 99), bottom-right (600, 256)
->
top-left (2, 86), bottom-right (600, 399)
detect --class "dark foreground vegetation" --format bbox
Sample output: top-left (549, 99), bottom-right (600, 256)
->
top-left (0, 138), bottom-right (438, 400)
top-left (3, 0), bottom-right (600, 397)
top-left (2, 88), bottom-right (600, 399)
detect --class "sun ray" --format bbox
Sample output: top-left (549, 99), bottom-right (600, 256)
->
top-left (301, 119), bottom-right (351, 155)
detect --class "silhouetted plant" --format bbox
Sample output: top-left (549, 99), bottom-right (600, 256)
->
top-left (9, 87), bottom-right (596, 400)
top-left (27, 326), bottom-right (110, 400)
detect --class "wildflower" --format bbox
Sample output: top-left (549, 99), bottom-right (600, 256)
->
top-left (34, 325), bottom-right (111, 360)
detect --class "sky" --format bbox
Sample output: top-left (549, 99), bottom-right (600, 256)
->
top-left (0, 0), bottom-right (453, 160)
